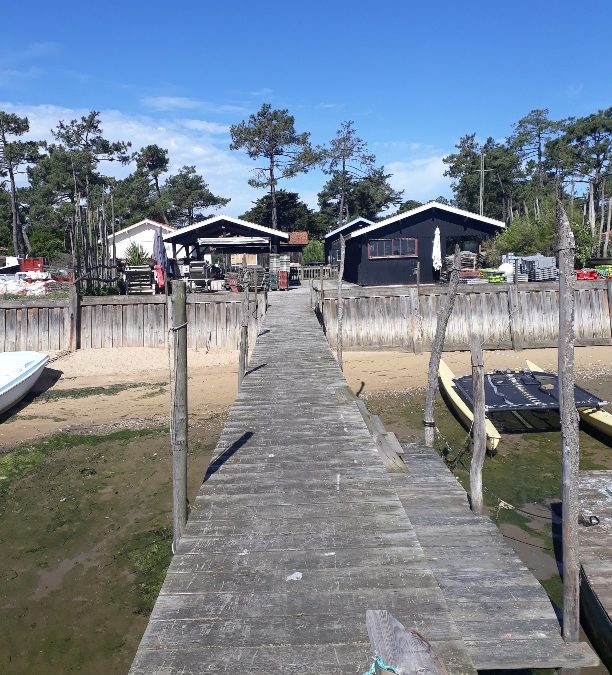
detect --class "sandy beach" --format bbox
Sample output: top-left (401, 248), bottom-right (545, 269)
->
top-left (3, 343), bottom-right (610, 450)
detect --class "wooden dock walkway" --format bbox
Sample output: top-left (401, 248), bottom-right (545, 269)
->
top-left (579, 470), bottom-right (612, 669)
top-left (131, 288), bottom-right (474, 673)
top-left (392, 445), bottom-right (598, 670)
top-left (131, 288), bottom-right (597, 673)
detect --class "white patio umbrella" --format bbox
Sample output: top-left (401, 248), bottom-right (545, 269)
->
top-left (432, 226), bottom-right (442, 271)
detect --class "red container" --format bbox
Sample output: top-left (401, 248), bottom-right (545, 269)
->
top-left (576, 269), bottom-right (598, 280)
top-left (21, 257), bottom-right (44, 272)
top-left (278, 270), bottom-right (288, 290)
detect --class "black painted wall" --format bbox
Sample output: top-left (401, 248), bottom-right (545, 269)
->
top-left (344, 209), bottom-right (501, 286)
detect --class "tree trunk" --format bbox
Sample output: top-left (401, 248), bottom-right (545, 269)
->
top-left (7, 163), bottom-right (26, 257)
top-left (338, 158), bottom-right (347, 227)
top-left (588, 181), bottom-right (596, 239)
top-left (336, 234), bottom-right (346, 370)
top-left (423, 245), bottom-right (461, 447)
top-left (596, 181), bottom-right (606, 256)
top-left (154, 176), bottom-right (169, 224)
top-left (556, 200), bottom-right (580, 644)
top-left (603, 197), bottom-right (611, 258)
top-left (269, 158), bottom-right (277, 230)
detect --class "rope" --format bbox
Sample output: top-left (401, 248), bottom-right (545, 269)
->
top-left (435, 421), bottom-right (473, 470)
top-left (363, 656), bottom-right (399, 674)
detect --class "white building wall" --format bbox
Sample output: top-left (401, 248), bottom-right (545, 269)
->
top-left (110, 223), bottom-right (174, 260)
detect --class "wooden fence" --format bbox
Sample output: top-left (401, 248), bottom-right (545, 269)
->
top-left (316, 280), bottom-right (612, 352)
top-left (299, 265), bottom-right (338, 281)
top-left (0, 293), bottom-right (266, 352)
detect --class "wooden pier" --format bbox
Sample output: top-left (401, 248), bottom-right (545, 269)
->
top-left (393, 446), bottom-right (598, 669)
top-left (131, 288), bottom-right (597, 673)
top-left (579, 470), bottom-right (612, 669)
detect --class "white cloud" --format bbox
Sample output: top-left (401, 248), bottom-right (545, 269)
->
top-left (141, 96), bottom-right (203, 111)
top-left (248, 88), bottom-right (273, 97)
top-left (0, 67), bottom-right (42, 85)
top-left (0, 102), bottom-right (264, 216)
top-left (180, 119), bottom-right (230, 134)
top-left (141, 96), bottom-right (249, 115)
top-left (386, 156), bottom-right (452, 202)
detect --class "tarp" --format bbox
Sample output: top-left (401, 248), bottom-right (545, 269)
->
top-left (453, 369), bottom-right (606, 412)
top-left (432, 226), bottom-right (442, 271)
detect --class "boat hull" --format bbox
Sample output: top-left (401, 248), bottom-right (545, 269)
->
top-left (525, 360), bottom-right (612, 441)
top-left (0, 352), bottom-right (49, 416)
top-left (438, 360), bottom-right (501, 451)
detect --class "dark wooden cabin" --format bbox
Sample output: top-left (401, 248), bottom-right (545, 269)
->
top-left (324, 217), bottom-right (374, 265)
top-left (163, 215), bottom-right (290, 268)
top-left (343, 202), bottom-right (504, 286)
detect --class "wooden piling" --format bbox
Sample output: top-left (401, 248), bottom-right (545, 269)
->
top-left (508, 284), bottom-right (523, 350)
top-left (469, 334), bottom-right (486, 514)
top-left (238, 284), bottom-right (249, 387)
top-left (408, 287), bottom-right (423, 354)
top-left (169, 280), bottom-right (188, 551)
top-left (68, 283), bottom-right (80, 351)
top-left (557, 201), bottom-right (580, 645)
top-left (253, 270), bottom-right (258, 324)
top-left (336, 234), bottom-right (346, 370)
top-left (423, 246), bottom-right (461, 447)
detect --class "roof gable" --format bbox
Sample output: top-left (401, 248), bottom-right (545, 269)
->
top-left (163, 215), bottom-right (290, 242)
top-left (107, 219), bottom-right (176, 239)
top-left (345, 202), bottom-right (505, 240)
top-left (325, 217), bottom-right (375, 239)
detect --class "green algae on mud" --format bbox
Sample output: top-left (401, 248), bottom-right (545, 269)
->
top-left (32, 381), bottom-right (165, 402)
top-left (0, 429), bottom-right (165, 499)
top-left (0, 423), bottom-right (219, 674)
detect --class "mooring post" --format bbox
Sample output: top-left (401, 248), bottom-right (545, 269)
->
top-left (169, 280), bottom-right (188, 552)
top-left (423, 245), bottom-right (461, 447)
top-left (238, 282), bottom-right (249, 387)
top-left (253, 268), bottom-right (259, 330)
top-left (469, 334), bottom-right (486, 514)
top-left (320, 265), bottom-right (325, 317)
top-left (310, 278), bottom-right (314, 310)
top-left (337, 234), bottom-right (346, 370)
top-left (557, 200), bottom-right (580, 647)
top-left (68, 282), bottom-right (81, 351)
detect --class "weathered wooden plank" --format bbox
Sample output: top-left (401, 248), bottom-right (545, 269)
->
top-left (4, 308), bottom-right (17, 351)
top-left (130, 289), bottom-right (476, 674)
top-left (90, 304), bottom-right (103, 349)
top-left (26, 307), bottom-right (39, 350)
top-left (366, 609), bottom-right (451, 675)
top-left (391, 445), bottom-right (597, 670)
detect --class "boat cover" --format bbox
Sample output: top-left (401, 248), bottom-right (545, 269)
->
top-left (453, 369), bottom-right (607, 412)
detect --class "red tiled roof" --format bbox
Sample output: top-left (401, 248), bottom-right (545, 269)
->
top-left (288, 231), bottom-right (308, 245)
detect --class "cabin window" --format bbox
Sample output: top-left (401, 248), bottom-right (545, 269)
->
top-left (368, 238), bottom-right (417, 259)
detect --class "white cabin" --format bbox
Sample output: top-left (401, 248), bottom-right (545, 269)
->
top-left (107, 220), bottom-right (176, 261)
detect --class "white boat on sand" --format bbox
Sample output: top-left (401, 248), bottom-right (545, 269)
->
top-left (0, 351), bottom-right (49, 416)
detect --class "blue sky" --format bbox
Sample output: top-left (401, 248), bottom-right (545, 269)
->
top-left (2, 0), bottom-right (611, 216)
